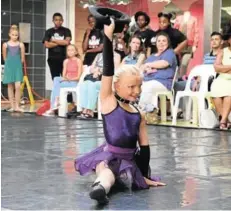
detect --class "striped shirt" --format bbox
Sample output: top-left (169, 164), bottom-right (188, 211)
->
top-left (203, 51), bottom-right (217, 64)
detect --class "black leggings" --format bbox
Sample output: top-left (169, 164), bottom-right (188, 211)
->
top-left (47, 58), bottom-right (64, 80)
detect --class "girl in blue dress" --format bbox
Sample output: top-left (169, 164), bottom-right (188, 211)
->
top-left (2, 25), bottom-right (25, 112)
top-left (75, 19), bottom-right (165, 204)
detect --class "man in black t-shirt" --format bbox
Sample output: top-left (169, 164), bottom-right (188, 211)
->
top-left (133, 11), bottom-right (156, 56)
top-left (82, 15), bottom-right (103, 66)
top-left (43, 13), bottom-right (72, 80)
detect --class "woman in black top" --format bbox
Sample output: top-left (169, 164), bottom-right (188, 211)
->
top-left (150, 13), bottom-right (187, 57)
top-left (82, 15), bottom-right (103, 66)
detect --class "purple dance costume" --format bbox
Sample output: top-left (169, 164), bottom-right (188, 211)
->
top-left (74, 32), bottom-right (159, 190)
top-left (75, 102), bottom-right (149, 189)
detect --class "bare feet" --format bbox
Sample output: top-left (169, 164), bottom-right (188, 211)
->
top-left (220, 122), bottom-right (228, 130)
top-left (15, 107), bottom-right (24, 113)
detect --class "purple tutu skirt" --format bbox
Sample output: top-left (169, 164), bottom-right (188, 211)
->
top-left (75, 143), bottom-right (160, 189)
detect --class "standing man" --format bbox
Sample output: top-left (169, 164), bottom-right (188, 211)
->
top-left (43, 13), bottom-right (72, 80)
top-left (133, 11), bottom-right (156, 57)
top-left (82, 15), bottom-right (103, 66)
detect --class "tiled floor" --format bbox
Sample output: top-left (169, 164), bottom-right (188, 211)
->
top-left (1, 112), bottom-right (231, 210)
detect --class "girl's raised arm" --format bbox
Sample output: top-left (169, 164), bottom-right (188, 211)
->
top-left (100, 18), bottom-right (115, 101)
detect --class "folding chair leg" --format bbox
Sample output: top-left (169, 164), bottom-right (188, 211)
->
top-left (192, 96), bottom-right (198, 125)
top-left (168, 95), bottom-right (174, 117)
top-left (172, 95), bottom-right (181, 125)
top-left (185, 97), bottom-right (192, 121)
top-left (58, 90), bottom-right (68, 117)
top-left (97, 97), bottom-right (102, 120)
top-left (160, 95), bottom-right (167, 122)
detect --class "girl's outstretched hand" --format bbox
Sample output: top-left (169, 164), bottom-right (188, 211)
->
top-left (104, 18), bottom-right (115, 41)
top-left (144, 177), bottom-right (166, 187)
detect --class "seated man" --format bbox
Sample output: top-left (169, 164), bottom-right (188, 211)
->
top-left (174, 31), bottom-right (223, 92)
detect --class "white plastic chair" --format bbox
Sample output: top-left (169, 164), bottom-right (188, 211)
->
top-left (58, 67), bottom-right (89, 117)
top-left (97, 95), bottom-right (102, 120)
top-left (172, 64), bottom-right (216, 126)
top-left (154, 67), bottom-right (178, 122)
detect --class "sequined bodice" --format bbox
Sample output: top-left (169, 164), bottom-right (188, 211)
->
top-left (102, 103), bottom-right (141, 149)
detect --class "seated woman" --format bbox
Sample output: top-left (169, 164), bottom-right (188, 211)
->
top-left (44, 44), bottom-right (83, 116)
top-left (79, 50), bottom-right (121, 118)
top-left (139, 32), bottom-right (177, 113)
top-left (121, 35), bottom-right (145, 67)
top-left (211, 32), bottom-right (231, 130)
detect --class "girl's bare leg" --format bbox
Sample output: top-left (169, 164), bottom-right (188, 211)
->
top-left (212, 97), bottom-right (223, 116)
top-left (221, 96), bottom-right (231, 128)
top-left (90, 161), bottom-right (115, 203)
top-left (14, 82), bottom-right (23, 112)
top-left (7, 83), bottom-right (15, 110)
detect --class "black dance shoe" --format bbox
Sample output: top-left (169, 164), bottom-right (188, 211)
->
top-left (89, 182), bottom-right (109, 204)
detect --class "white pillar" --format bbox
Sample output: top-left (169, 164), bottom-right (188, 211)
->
top-left (203, 0), bottom-right (222, 54)
top-left (67, 0), bottom-right (75, 44)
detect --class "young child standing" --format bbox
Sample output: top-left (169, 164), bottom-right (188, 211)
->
top-left (2, 25), bottom-right (25, 112)
top-left (75, 19), bottom-right (165, 204)
top-left (43, 13), bottom-right (72, 80)
top-left (43, 44), bottom-right (83, 116)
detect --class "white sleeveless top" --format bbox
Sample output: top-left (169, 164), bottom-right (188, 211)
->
top-left (222, 47), bottom-right (231, 65)
top-left (219, 47), bottom-right (231, 79)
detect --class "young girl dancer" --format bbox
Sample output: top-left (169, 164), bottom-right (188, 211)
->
top-left (2, 25), bottom-right (25, 112)
top-left (75, 19), bottom-right (165, 204)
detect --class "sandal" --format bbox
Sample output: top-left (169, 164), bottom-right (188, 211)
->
top-left (84, 114), bottom-right (94, 119)
top-left (79, 113), bottom-right (87, 118)
top-left (220, 122), bottom-right (228, 130)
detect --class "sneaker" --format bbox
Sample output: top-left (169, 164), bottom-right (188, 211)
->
top-left (7, 108), bottom-right (14, 112)
top-left (89, 182), bottom-right (109, 204)
top-left (42, 110), bottom-right (55, 117)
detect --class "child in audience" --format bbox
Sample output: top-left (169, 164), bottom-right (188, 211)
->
top-left (2, 25), bottom-right (25, 112)
top-left (44, 44), bottom-right (82, 116)
top-left (75, 19), bottom-right (165, 204)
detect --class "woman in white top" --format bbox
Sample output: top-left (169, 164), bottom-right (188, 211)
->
top-left (211, 33), bottom-right (231, 130)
